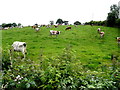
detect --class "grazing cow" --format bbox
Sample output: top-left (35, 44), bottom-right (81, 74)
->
top-left (74, 25), bottom-right (77, 27)
top-left (11, 41), bottom-right (27, 59)
top-left (117, 37), bottom-right (120, 45)
top-left (54, 25), bottom-right (58, 28)
top-left (50, 30), bottom-right (60, 37)
top-left (65, 27), bottom-right (71, 30)
top-left (4, 27), bottom-right (9, 30)
top-left (35, 28), bottom-right (40, 32)
top-left (97, 28), bottom-right (101, 33)
top-left (32, 25), bottom-right (38, 29)
top-left (97, 28), bottom-right (104, 38)
top-left (99, 31), bottom-right (105, 38)
top-left (46, 25), bottom-right (51, 28)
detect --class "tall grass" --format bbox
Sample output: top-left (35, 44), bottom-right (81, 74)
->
top-left (1, 25), bottom-right (120, 89)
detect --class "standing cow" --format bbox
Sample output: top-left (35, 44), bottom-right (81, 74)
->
top-left (10, 41), bottom-right (27, 59)
top-left (97, 28), bottom-right (105, 38)
top-left (65, 27), bottom-right (71, 30)
top-left (50, 30), bottom-right (61, 37)
top-left (35, 28), bottom-right (40, 32)
top-left (117, 37), bottom-right (120, 46)
top-left (97, 28), bottom-right (101, 33)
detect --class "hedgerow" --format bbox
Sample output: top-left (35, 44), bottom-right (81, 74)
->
top-left (2, 46), bottom-right (120, 89)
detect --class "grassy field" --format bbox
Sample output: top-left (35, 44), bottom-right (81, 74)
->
top-left (2, 25), bottom-right (120, 89)
top-left (2, 25), bottom-right (119, 65)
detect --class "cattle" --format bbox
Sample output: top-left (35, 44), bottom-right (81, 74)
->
top-left (54, 25), bottom-right (58, 28)
top-left (97, 28), bottom-right (105, 38)
top-left (10, 41), bottom-right (27, 59)
top-left (74, 25), bottom-right (77, 27)
top-left (35, 28), bottom-right (40, 32)
top-left (4, 27), bottom-right (9, 30)
top-left (117, 37), bottom-right (120, 45)
top-left (32, 25), bottom-right (38, 29)
top-left (97, 28), bottom-right (101, 33)
top-left (46, 25), bottom-right (51, 28)
top-left (99, 31), bottom-right (105, 38)
top-left (65, 27), bottom-right (71, 30)
top-left (50, 30), bottom-right (60, 37)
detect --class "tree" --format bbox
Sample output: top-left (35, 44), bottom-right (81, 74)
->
top-left (115, 19), bottom-right (120, 27)
top-left (107, 12), bottom-right (116, 27)
top-left (106, 4), bottom-right (119, 27)
top-left (56, 18), bottom-right (64, 25)
top-left (2, 23), bottom-right (6, 28)
top-left (12, 23), bottom-right (17, 27)
top-left (50, 21), bottom-right (54, 25)
top-left (64, 21), bottom-right (69, 25)
top-left (18, 23), bottom-right (22, 26)
top-left (110, 4), bottom-right (119, 19)
top-left (74, 21), bottom-right (81, 25)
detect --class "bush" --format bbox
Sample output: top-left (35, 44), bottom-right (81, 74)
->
top-left (115, 19), bottom-right (120, 27)
top-left (2, 47), bottom-right (120, 89)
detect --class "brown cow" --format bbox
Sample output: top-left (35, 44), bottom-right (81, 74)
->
top-left (54, 25), bottom-right (58, 28)
top-left (32, 25), bottom-right (38, 29)
top-left (99, 32), bottom-right (105, 38)
top-left (65, 27), bottom-right (71, 30)
top-left (117, 37), bottom-right (120, 45)
top-left (50, 30), bottom-right (60, 37)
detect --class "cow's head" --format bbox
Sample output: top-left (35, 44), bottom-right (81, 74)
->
top-left (57, 31), bottom-right (61, 34)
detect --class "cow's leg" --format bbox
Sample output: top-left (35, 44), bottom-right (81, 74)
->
top-left (118, 42), bottom-right (120, 47)
top-left (9, 48), bottom-right (14, 68)
top-left (21, 49), bottom-right (26, 59)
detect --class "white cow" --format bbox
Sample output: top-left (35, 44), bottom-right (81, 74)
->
top-left (99, 31), bottom-right (105, 38)
top-left (11, 41), bottom-right (27, 58)
top-left (117, 37), bottom-right (120, 45)
top-left (97, 28), bottom-right (104, 38)
top-left (35, 28), bottom-right (40, 32)
top-left (4, 27), bottom-right (9, 30)
top-left (97, 28), bottom-right (101, 33)
top-left (50, 30), bottom-right (60, 37)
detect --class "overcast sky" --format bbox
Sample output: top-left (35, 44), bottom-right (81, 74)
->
top-left (0, 0), bottom-right (120, 26)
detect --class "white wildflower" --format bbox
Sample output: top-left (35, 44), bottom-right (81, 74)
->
top-left (16, 75), bottom-right (20, 79)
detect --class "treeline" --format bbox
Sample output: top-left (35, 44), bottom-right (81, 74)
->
top-left (85, 20), bottom-right (106, 26)
top-left (84, 19), bottom-right (120, 27)
top-left (85, 4), bottom-right (120, 27)
top-left (0, 23), bottom-right (22, 28)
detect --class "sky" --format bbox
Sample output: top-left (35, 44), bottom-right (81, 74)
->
top-left (0, 0), bottom-right (120, 26)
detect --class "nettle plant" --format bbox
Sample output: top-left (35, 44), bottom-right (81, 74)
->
top-left (2, 46), bottom-right (120, 89)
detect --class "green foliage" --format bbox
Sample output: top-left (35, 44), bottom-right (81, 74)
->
top-left (85, 20), bottom-right (106, 26)
top-left (110, 4), bottom-right (119, 19)
top-left (1, 23), bottom-right (20, 28)
top-left (49, 21), bottom-right (54, 25)
top-left (106, 4), bottom-right (119, 27)
top-left (2, 46), bottom-right (120, 89)
top-left (116, 19), bottom-right (120, 27)
top-left (107, 12), bottom-right (116, 27)
top-left (63, 21), bottom-right (69, 25)
top-left (56, 18), bottom-right (64, 25)
top-left (12, 23), bottom-right (17, 27)
top-left (74, 21), bottom-right (81, 25)
top-left (18, 23), bottom-right (22, 26)
top-left (1, 25), bottom-right (120, 89)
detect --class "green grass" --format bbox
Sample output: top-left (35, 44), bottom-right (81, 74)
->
top-left (1, 25), bottom-right (119, 66)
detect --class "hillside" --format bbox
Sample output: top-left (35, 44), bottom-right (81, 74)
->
top-left (2, 25), bottom-right (119, 62)
top-left (1, 25), bottom-right (120, 89)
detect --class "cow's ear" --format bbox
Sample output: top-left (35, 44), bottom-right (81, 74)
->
top-left (23, 43), bottom-right (26, 47)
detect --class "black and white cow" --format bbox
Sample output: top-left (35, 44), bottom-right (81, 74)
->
top-left (11, 41), bottom-right (27, 58)
top-left (50, 30), bottom-right (60, 37)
